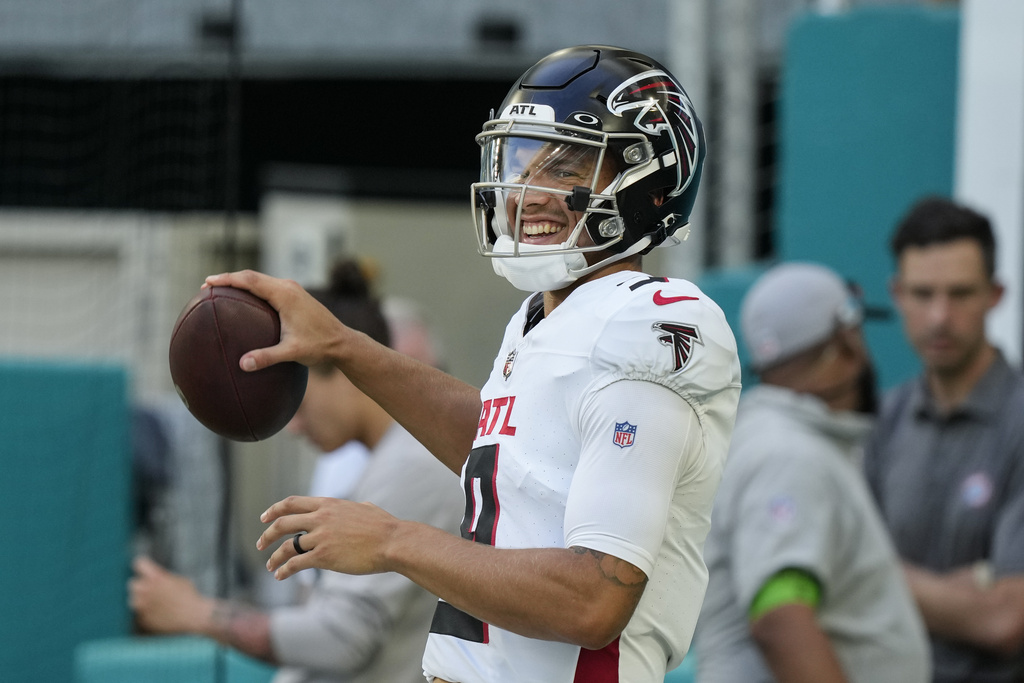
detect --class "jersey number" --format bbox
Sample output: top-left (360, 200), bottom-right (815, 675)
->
top-left (461, 443), bottom-right (500, 544)
top-left (429, 444), bottom-right (500, 643)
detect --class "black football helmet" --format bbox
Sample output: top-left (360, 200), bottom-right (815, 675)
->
top-left (473, 45), bottom-right (706, 285)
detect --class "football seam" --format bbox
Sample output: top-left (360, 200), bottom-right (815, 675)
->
top-left (211, 293), bottom-right (277, 441)
top-left (169, 299), bottom-right (203, 347)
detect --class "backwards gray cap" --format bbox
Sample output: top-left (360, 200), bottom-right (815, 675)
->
top-left (740, 262), bottom-right (863, 371)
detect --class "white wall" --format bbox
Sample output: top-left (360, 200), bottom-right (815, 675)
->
top-left (0, 210), bottom-right (240, 400)
top-left (955, 0), bottom-right (1024, 364)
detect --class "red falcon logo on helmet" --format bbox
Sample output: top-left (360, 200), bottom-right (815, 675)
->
top-left (607, 70), bottom-right (700, 194)
top-left (652, 321), bottom-right (703, 372)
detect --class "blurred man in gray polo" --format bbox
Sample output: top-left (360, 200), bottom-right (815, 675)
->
top-left (865, 196), bottom-right (1024, 683)
top-left (697, 262), bottom-right (930, 683)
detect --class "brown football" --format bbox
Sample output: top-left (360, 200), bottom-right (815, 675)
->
top-left (168, 286), bottom-right (308, 442)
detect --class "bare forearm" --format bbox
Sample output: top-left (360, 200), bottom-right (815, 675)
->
top-left (200, 600), bottom-right (277, 664)
top-left (335, 330), bottom-right (480, 473)
top-left (751, 604), bottom-right (849, 683)
top-left (904, 563), bottom-right (1024, 655)
top-left (259, 498), bottom-right (645, 649)
top-left (383, 520), bottom-right (645, 649)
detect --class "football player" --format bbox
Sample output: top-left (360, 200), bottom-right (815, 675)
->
top-left (207, 45), bottom-right (741, 683)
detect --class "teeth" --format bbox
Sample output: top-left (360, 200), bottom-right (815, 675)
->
top-left (523, 222), bottom-right (564, 236)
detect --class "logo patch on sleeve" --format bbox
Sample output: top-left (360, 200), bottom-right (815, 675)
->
top-left (613, 421), bottom-right (637, 448)
top-left (652, 321), bottom-right (703, 372)
top-left (769, 495), bottom-right (797, 524)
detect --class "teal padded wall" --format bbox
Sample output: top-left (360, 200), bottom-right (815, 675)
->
top-left (0, 361), bottom-right (131, 683)
top-left (697, 264), bottom-right (770, 381)
top-left (776, 6), bottom-right (960, 389)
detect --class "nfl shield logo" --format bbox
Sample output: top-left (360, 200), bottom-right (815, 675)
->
top-left (502, 349), bottom-right (517, 380)
top-left (613, 421), bottom-right (637, 448)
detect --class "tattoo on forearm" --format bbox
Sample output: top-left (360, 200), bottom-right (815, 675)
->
top-left (572, 546), bottom-right (648, 589)
top-left (210, 601), bottom-right (275, 662)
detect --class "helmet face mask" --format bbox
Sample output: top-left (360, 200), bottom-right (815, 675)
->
top-left (473, 45), bottom-right (706, 291)
top-left (474, 120), bottom-right (627, 259)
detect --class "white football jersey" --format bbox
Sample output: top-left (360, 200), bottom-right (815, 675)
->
top-left (422, 270), bottom-right (741, 683)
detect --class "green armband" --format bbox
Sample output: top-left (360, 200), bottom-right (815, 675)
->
top-left (748, 568), bottom-right (822, 621)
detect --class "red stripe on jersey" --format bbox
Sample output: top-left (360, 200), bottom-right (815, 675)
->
top-left (573, 637), bottom-right (620, 682)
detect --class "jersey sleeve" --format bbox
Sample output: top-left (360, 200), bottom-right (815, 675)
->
top-left (589, 281), bottom-right (741, 403)
top-left (563, 378), bottom-right (704, 578)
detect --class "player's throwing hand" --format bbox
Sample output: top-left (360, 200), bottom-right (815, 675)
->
top-left (204, 270), bottom-right (351, 372)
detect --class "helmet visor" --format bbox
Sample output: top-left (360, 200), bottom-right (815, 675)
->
top-left (482, 136), bottom-right (605, 191)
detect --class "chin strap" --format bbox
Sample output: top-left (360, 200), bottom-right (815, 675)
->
top-left (566, 234), bottom-right (654, 281)
top-left (639, 215), bottom-right (686, 255)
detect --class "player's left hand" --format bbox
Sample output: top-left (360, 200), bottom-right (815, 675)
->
top-left (257, 496), bottom-right (399, 580)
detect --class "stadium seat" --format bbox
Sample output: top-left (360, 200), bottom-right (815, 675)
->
top-left (74, 636), bottom-right (276, 683)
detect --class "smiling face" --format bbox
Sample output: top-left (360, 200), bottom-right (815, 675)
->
top-left (892, 238), bottom-right (1002, 378)
top-left (501, 139), bottom-right (618, 248)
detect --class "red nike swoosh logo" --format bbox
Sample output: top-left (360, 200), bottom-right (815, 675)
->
top-left (653, 290), bottom-right (699, 306)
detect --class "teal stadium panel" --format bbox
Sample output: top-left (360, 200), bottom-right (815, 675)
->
top-left (697, 264), bottom-right (770, 385)
top-left (0, 362), bottom-right (131, 683)
top-left (776, 5), bottom-right (960, 389)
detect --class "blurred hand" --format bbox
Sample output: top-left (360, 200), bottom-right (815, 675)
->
top-left (128, 556), bottom-right (212, 634)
